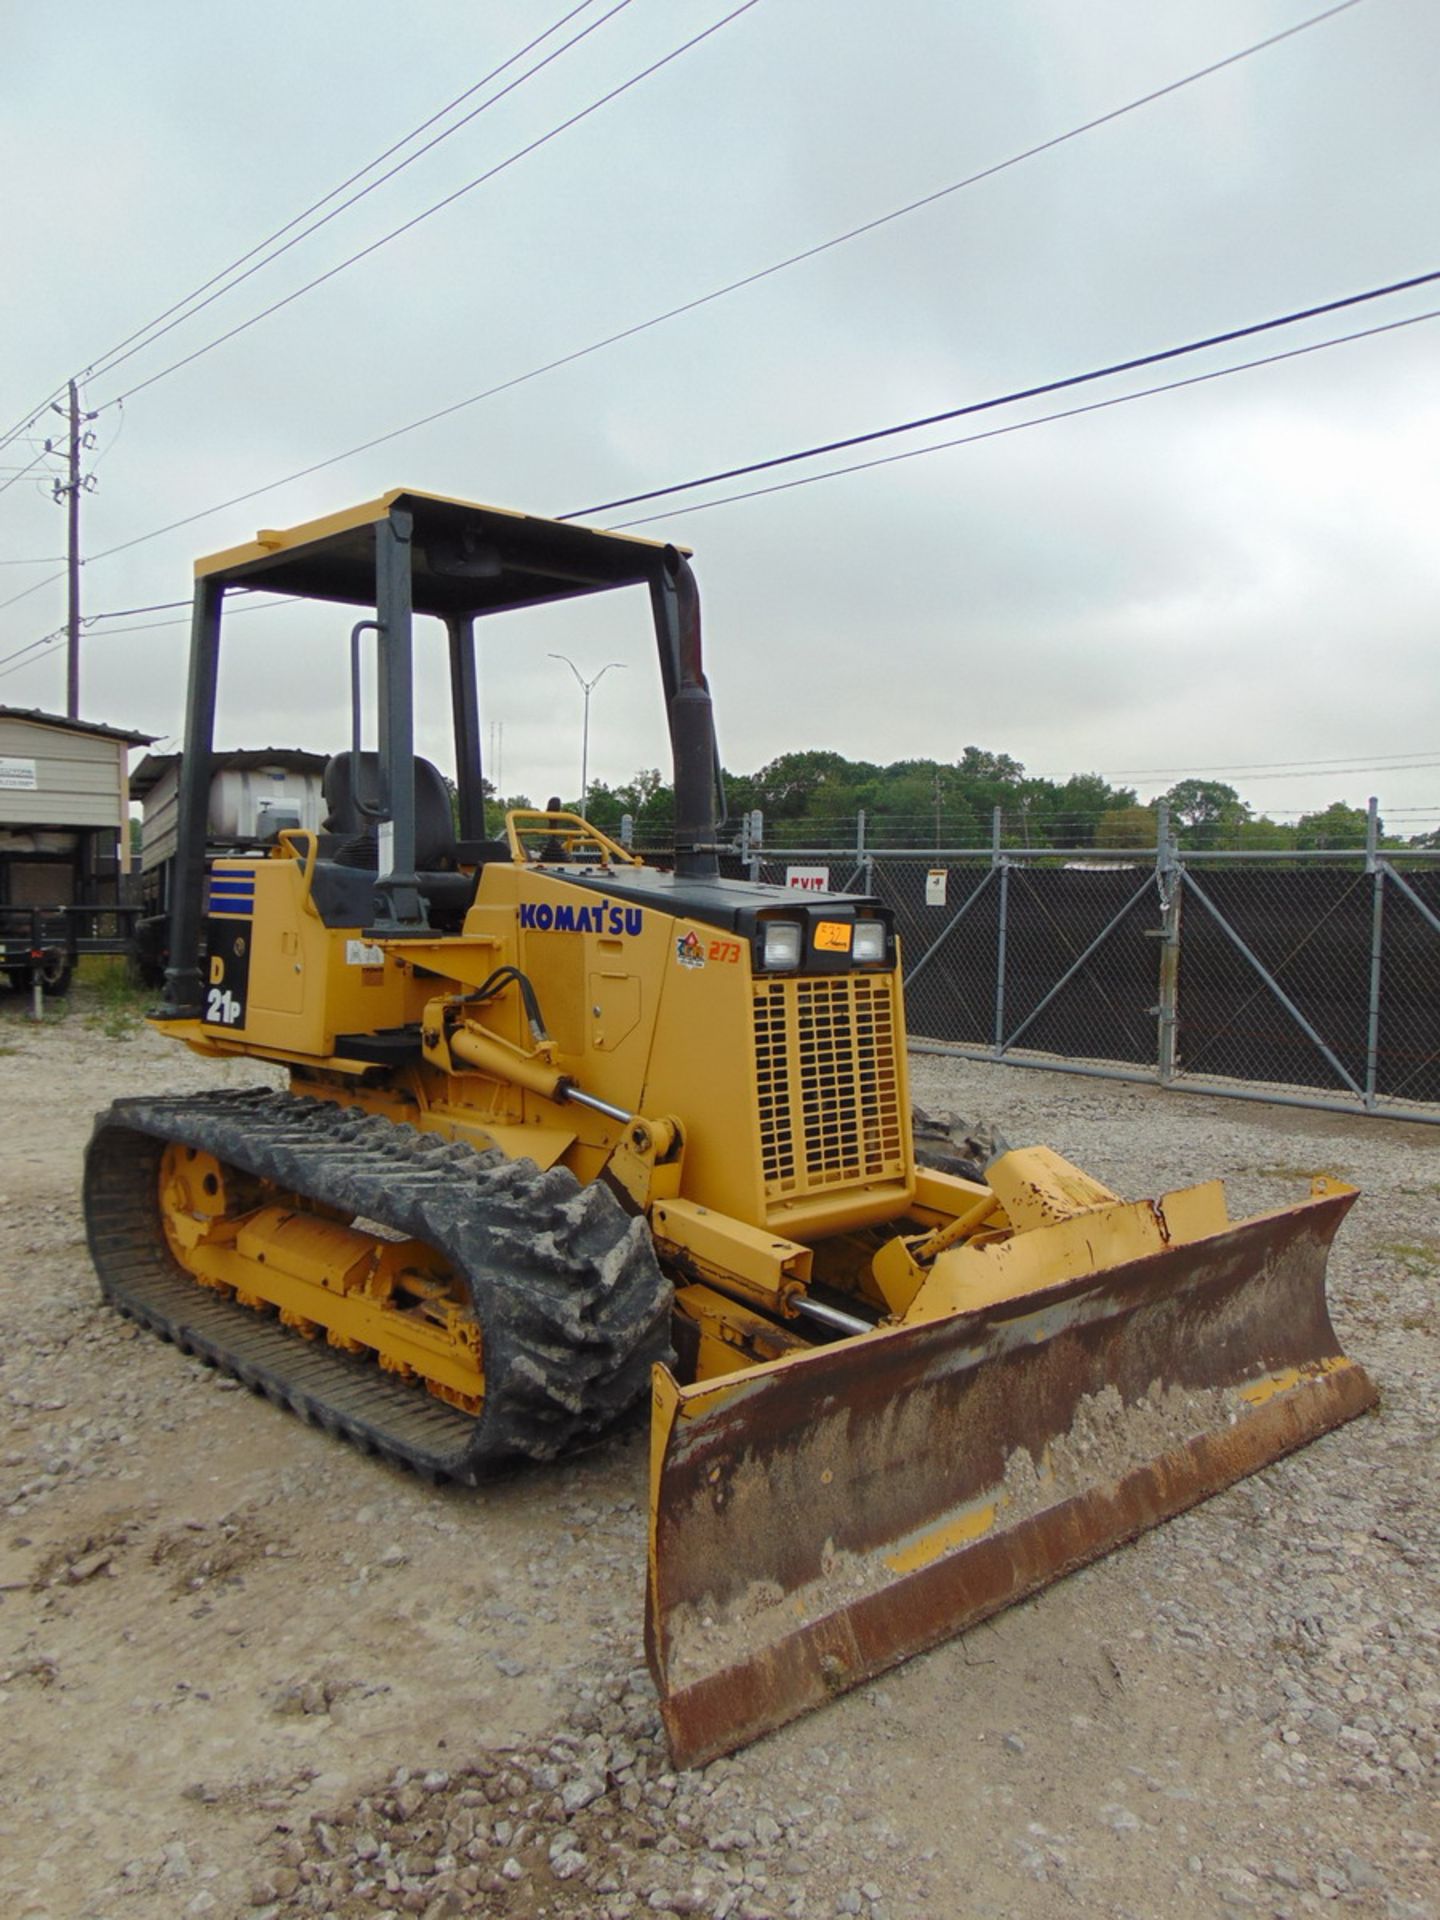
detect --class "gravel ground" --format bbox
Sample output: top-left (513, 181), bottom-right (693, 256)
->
top-left (0, 989), bottom-right (1435, 1920)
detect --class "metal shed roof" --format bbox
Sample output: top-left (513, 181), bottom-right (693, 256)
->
top-left (0, 706), bottom-right (154, 747)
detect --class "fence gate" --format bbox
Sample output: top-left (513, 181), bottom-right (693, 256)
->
top-left (743, 817), bottom-right (1440, 1123)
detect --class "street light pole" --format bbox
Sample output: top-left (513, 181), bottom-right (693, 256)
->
top-left (548, 654), bottom-right (625, 816)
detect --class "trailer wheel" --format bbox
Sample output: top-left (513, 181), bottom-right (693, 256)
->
top-left (36, 951), bottom-right (73, 996)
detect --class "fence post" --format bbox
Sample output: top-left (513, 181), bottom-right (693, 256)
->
top-left (992, 805), bottom-right (1008, 1053)
top-left (28, 908), bottom-right (44, 1023)
top-left (1155, 800), bottom-right (1181, 1084)
top-left (1364, 794), bottom-right (1384, 1111)
top-left (747, 809), bottom-right (763, 883)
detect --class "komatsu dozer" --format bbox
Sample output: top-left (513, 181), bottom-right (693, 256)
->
top-left (84, 491), bottom-right (1376, 1768)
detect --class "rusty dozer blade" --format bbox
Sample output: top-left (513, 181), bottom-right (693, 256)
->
top-left (646, 1181), bottom-right (1376, 1770)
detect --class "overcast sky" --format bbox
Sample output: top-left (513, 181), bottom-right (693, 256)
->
top-left (2, 0), bottom-right (1436, 833)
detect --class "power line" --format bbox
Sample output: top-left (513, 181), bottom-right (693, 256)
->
top-left (1188, 759), bottom-right (1440, 783)
top-left (607, 303), bottom-right (1440, 527)
top-left (54, 293), bottom-right (1440, 630)
top-left (0, 592), bottom-right (287, 681)
top-left (0, 443), bottom-right (60, 502)
top-left (95, 0), bottom-right (762, 411)
top-left (0, 405), bottom-right (58, 474)
top-left (569, 268), bottom-right (1440, 519)
top-left (70, 0), bottom-right (1376, 568)
top-left (0, 37), bottom-right (1421, 644)
top-left (69, 616), bottom-right (198, 639)
top-left (80, 588), bottom-right (280, 623)
top-left (0, 2), bottom-right (616, 455)
top-left (3, 287), bottom-right (1428, 690)
top-left (84, 2), bottom-right (633, 394)
top-left (85, 598), bottom-right (192, 620)
top-left (1052, 749), bottom-right (1440, 780)
top-left (0, 627), bottom-right (65, 679)
top-left (0, 567), bottom-right (67, 617)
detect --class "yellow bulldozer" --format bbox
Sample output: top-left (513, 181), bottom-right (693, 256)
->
top-left (84, 490), bottom-right (1375, 1768)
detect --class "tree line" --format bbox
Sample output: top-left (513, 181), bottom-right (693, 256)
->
top-left (485, 748), bottom-right (1430, 852)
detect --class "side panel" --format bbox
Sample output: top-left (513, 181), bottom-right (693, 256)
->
top-left (470, 863), bottom-right (775, 1223)
top-left (205, 859), bottom-right (418, 1051)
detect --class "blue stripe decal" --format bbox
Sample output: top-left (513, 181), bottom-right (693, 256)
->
top-left (211, 865), bottom-right (255, 920)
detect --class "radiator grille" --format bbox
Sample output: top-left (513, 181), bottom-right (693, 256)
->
top-left (753, 974), bottom-right (906, 1202)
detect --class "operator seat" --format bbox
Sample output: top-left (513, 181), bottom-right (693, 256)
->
top-left (316, 752), bottom-right (476, 924)
top-left (322, 751), bottom-right (457, 869)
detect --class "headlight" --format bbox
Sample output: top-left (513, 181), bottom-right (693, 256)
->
top-left (852, 921), bottom-right (887, 964)
top-left (761, 921), bottom-right (804, 970)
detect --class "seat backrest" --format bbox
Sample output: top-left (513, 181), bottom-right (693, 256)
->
top-left (321, 753), bottom-right (457, 870)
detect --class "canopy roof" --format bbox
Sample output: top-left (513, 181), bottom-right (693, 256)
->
top-left (194, 489), bottom-right (685, 620)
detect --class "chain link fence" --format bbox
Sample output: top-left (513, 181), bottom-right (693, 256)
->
top-left (739, 809), bottom-right (1440, 1122)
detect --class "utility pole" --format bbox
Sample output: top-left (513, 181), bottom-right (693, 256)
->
top-left (50, 380), bottom-right (97, 720)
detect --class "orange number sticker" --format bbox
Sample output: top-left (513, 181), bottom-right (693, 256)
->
top-left (814, 921), bottom-right (852, 952)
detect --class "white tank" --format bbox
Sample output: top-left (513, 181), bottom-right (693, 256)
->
top-left (207, 764), bottom-right (326, 841)
top-left (141, 752), bottom-right (327, 873)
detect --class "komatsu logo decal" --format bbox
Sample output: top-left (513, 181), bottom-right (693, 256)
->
top-left (519, 900), bottom-right (643, 936)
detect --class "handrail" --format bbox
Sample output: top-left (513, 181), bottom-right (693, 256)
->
top-left (277, 828), bottom-right (321, 916)
top-left (504, 809), bottom-right (643, 868)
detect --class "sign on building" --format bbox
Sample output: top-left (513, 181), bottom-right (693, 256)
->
top-left (0, 758), bottom-right (38, 791)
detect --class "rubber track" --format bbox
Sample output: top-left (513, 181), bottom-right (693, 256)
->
top-left (84, 1088), bottom-right (673, 1483)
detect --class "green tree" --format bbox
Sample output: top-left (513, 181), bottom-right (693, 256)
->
top-left (1096, 805), bottom-right (1157, 849)
top-left (1295, 801), bottom-right (1373, 850)
top-left (749, 750), bottom-right (858, 818)
top-left (585, 769), bottom-right (674, 845)
top-left (1235, 814), bottom-right (1298, 851)
top-left (484, 787), bottom-right (534, 836)
top-left (1045, 773), bottom-right (1139, 848)
top-left (1154, 779), bottom-right (1250, 850)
